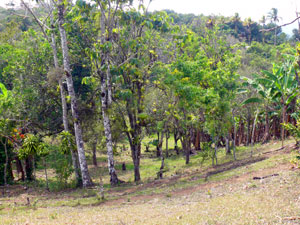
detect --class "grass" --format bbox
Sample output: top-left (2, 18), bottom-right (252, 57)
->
top-left (1, 138), bottom-right (300, 224)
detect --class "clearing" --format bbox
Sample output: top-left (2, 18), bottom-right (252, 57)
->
top-left (1, 140), bottom-right (300, 224)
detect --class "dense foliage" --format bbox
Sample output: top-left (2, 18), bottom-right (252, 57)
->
top-left (0, 0), bottom-right (300, 189)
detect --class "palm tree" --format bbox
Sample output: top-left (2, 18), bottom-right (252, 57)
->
top-left (260, 15), bottom-right (267, 44)
top-left (267, 8), bottom-right (282, 45)
top-left (230, 13), bottom-right (241, 34)
top-left (243, 17), bottom-right (254, 44)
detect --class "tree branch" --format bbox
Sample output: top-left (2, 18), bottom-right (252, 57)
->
top-left (20, 0), bottom-right (50, 41)
top-left (260, 16), bottom-right (300, 32)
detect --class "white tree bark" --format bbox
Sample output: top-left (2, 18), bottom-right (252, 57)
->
top-left (20, 0), bottom-right (82, 185)
top-left (101, 76), bottom-right (119, 185)
top-left (98, 8), bottom-right (119, 185)
top-left (49, 7), bottom-right (81, 185)
top-left (58, 0), bottom-right (93, 187)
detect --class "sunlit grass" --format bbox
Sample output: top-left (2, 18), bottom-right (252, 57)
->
top-left (1, 138), bottom-right (298, 224)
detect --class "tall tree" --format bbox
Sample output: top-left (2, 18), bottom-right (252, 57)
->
top-left (267, 8), bottom-right (281, 45)
top-left (20, 0), bottom-right (82, 186)
top-left (57, 0), bottom-right (93, 187)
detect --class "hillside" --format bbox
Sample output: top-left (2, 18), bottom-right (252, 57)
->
top-left (1, 140), bottom-right (300, 224)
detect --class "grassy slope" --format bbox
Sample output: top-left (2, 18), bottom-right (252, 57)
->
top-left (1, 139), bottom-right (300, 224)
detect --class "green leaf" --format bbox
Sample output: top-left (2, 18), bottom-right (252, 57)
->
top-left (286, 92), bottom-right (298, 105)
top-left (242, 97), bottom-right (263, 105)
top-left (0, 83), bottom-right (8, 98)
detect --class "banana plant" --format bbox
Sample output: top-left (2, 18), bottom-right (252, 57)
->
top-left (243, 59), bottom-right (298, 147)
top-left (262, 60), bottom-right (298, 147)
top-left (242, 57), bottom-right (299, 147)
top-left (241, 75), bottom-right (274, 144)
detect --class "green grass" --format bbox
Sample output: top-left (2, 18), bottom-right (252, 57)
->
top-left (1, 138), bottom-right (299, 224)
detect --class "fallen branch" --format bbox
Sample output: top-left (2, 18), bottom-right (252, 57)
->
top-left (253, 173), bottom-right (279, 180)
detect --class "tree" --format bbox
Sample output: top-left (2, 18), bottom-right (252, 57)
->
top-left (262, 59), bottom-right (297, 147)
top-left (267, 8), bottom-right (281, 45)
top-left (20, 0), bottom-right (82, 186)
top-left (57, 0), bottom-right (93, 187)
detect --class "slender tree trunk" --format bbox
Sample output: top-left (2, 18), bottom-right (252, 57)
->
top-left (158, 130), bottom-right (164, 157)
top-left (33, 156), bottom-right (36, 181)
top-left (58, 77), bottom-right (81, 185)
top-left (92, 136), bottom-right (98, 167)
top-left (174, 130), bottom-right (179, 155)
top-left (213, 137), bottom-right (218, 166)
top-left (225, 134), bottom-right (231, 155)
top-left (251, 110), bottom-right (259, 157)
top-left (232, 115), bottom-right (237, 160)
top-left (195, 130), bottom-right (201, 150)
top-left (166, 130), bottom-right (169, 158)
top-left (58, 0), bottom-right (93, 187)
top-left (262, 108), bottom-right (270, 143)
top-left (158, 131), bottom-right (165, 179)
top-left (246, 110), bottom-right (251, 146)
top-left (156, 132), bottom-right (161, 157)
top-left (53, 2), bottom-right (81, 186)
top-left (158, 155), bottom-right (165, 179)
top-left (101, 97), bottom-right (119, 185)
top-left (281, 103), bottom-right (287, 148)
top-left (43, 158), bottom-right (49, 191)
top-left (183, 136), bottom-right (190, 165)
top-left (97, 11), bottom-right (119, 186)
top-left (2, 140), bottom-right (8, 185)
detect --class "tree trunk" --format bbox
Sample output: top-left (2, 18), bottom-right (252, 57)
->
top-left (102, 101), bottom-right (119, 185)
top-left (25, 156), bottom-right (34, 181)
top-left (58, 0), bottom-right (93, 187)
top-left (232, 116), bottom-right (237, 160)
top-left (195, 130), bottom-right (201, 150)
top-left (214, 137), bottom-right (218, 165)
top-left (186, 141), bottom-right (190, 165)
top-left (43, 158), bottom-right (49, 191)
top-left (131, 143), bottom-right (141, 182)
top-left (246, 110), bottom-right (251, 146)
top-left (95, 4), bottom-right (120, 186)
top-left (281, 103), bottom-right (287, 148)
top-left (166, 130), bottom-right (169, 158)
top-left (15, 157), bottom-right (25, 181)
top-left (182, 136), bottom-right (190, 165)
top-left (158, 155), bottom-right (165, 179)
top-left (174, 130), bottom-right (179, 155)
top-left (225, 134), bottom-right (231, 155)
top-left (262, 108), bottom-right (270, 143)
top-left (156, 132), bottom-right (161, 157)
top-left (3, 140), bottom-right (8, 185)
top-left (158, 130), bottom-right (164, 157)
top-left (251, 110), bottom-right (259, 157)
top-left (92, 136), bottom-right (98, 167)
top-left (158, 131), bottom-right (165, 179)
top-left (58, 77), bottom-right (81, 186)
top-left (33, 156), bottom-right (36, 181)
